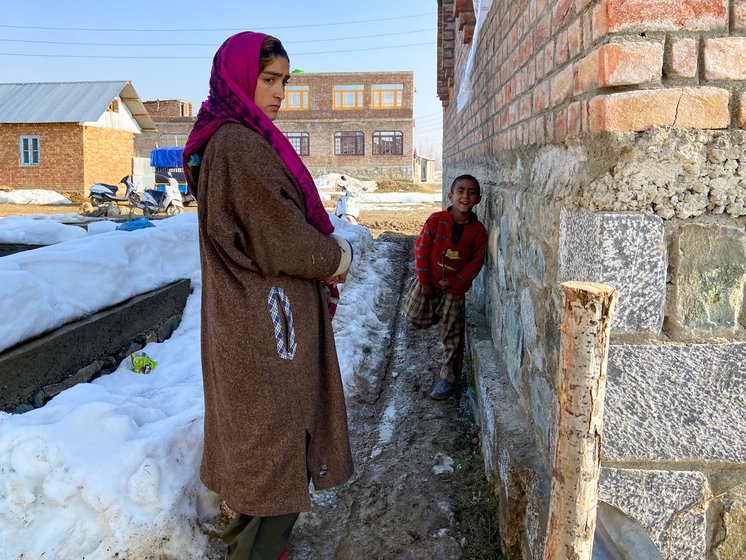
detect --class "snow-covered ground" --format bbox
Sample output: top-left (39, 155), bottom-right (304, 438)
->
top-left (0, 189), bottom-right (72, 205)
top-left (0, 211), bottom-right (386, 559)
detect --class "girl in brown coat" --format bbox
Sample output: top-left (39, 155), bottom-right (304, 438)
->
top-left (183, 32), bottom-right (354, 560)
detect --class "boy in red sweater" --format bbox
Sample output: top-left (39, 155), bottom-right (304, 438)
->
top-left (403, 174), bottom-right (488, 400)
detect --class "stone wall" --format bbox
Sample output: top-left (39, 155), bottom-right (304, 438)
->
top-left (438, 0), bottom-right (746, 558)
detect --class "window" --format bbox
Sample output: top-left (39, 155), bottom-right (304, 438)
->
top-left (283, 85), bottom-right (309, 110)
top-left (19, 135), bottom-right (40, 166)
top-left (160, 134), bottom-right (188, 147)
top-left (334, 132), bottom-right (364, 156)
top-left (284, 132), bottom-right (309, 156)
top-left (106, 99), bottom-right (119, 113)
top-left (333, 85), bottom-right (364, 109)
top-left (371, 84), bottom-right (404, 109)
top-left (372, 131), bottom-right (403, 155)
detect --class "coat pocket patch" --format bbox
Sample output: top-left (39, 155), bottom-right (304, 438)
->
top-left (267, 286), bottom-right (297, 360)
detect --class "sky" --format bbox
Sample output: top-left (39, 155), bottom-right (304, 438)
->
top-left (0, 205), bottom-right (434, 557)
top-left (0, 0), bottom-right (444, 159)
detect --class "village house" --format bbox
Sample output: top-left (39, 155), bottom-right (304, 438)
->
top-left (274, 71), bottom-right (416, 181)
top-left (134, 99), bottom-right (195, 157)
top-left (0, 81), bottom-right (155, 197)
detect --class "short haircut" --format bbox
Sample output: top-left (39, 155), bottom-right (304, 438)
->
top-left (450, 174), bottom-right (480, 194)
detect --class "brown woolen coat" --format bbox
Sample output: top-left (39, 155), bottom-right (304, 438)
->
top-left (196, 124), bottom-right (353, 516)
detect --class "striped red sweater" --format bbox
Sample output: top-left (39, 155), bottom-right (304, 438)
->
top-left (414, 208), bottom-right (488, 295)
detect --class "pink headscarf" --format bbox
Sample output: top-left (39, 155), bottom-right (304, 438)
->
top-left (183, 31), bottom-right (333, 235)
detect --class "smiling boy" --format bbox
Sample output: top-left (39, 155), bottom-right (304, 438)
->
top-left (403, 174), bottom-right (488, 400)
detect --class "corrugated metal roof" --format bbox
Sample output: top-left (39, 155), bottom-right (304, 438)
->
top-left (0, 81), bottom-right (156, 131)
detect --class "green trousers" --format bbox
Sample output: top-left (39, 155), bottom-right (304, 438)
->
top-left (222, 511), bottom-right (299, 560)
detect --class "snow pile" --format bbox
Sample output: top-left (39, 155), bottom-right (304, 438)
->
top-left (0, 189), bottom-right (72, 205)
top-left (0, 211), bottom-right (381, 559)
top-left (314, 173), bottom-right (377, 193)
top-left (0, 215), bottom-right (87, 245)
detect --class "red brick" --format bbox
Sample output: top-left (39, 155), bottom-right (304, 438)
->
top-left (605, 0), bottom-right (728, 32)
top-left (592, 2), bottom-right (608, 41)
top-left (739, 92), bottom-right (746, 129)
top-left (555, 31), bottom-right (569, 65)
top-left (533, 80), bottom-right (551, 112)
top-left (567, 101), bottom-right (583, 137)
top-left (568, 19), bottom-right (582, 58)
top-left (551, 66), bottom-right (574, 106)
top-left (736, 0), bottom-right (746, 31)
top-left (552, 0), bottom-right (575, 29)
top-left (703, 38), bottom-right (746, 80)
top-left (575, 49), bottom-right (599, 95)
top-left (589, 87), bottom-right (730, 131)
top-left (533, 13), bottom-right (551, 49)
top-left (667, 38), bottom-right (698, 79)
top-left (598, 41), bottom-right (663, 86)
top-left (555, 109), bottom-right (568, 142)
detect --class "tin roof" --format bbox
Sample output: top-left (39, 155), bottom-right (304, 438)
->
top-left (0, 80), bottom-right (156, 131)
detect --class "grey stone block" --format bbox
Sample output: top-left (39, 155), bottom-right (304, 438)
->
top-left (604, 343), bottom-right (746, 463)
top-left (673, 224), bottom-right (746, 331)
top-left (502, 293), bottom-right (523, 396)
top-left (559, 209), bottom-right (667, 333)
top-left (600, 467), bottom-right (709, 560)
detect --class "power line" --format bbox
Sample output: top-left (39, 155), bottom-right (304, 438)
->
top-left (0, 41), bottom-right (435, 60)
top-left (0, 28), bottom-right (433, 48)
top-left (0, 12), bottom-right (436, 33)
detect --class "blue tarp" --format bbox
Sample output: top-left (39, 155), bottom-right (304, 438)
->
top-left (150, 147), bottom-right (184, 168)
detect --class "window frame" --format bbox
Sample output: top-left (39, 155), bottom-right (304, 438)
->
top-left (371, 84), bottom-right (404, 109)
top-left (334, 131), bottom-right (365, 156)
top-left (333, 85), bottom-right (364, 110)
top-left (372, 131), bottom-right (403, 156)
top-left (283, 85), bottom-right (310, 111)
top-left (19, 135), bottom-right (40, 167)
top-left (284, 132), bottom-right (310, 156)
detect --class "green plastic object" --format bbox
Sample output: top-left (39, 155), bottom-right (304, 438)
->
top-left (131, 352), bottom-right (157, 374)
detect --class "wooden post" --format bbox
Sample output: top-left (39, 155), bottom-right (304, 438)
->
top-left (543, 281), bottom-right (619, 560)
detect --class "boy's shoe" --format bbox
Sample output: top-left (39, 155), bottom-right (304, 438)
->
top-left (430, 380), bottom-right (455, 400)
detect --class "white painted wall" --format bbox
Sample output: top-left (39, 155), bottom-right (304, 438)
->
top-left (82, 97), bottom-right (142, 133)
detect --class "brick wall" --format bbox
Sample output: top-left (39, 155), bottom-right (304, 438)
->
top-left (142, 100), bottom-right (192, 119)
top-left (83, 126), bottom-right (135, 195)
top-left (0, 123), bottom-right (84, 192)
top-left (440, 0), bottom-right (746, 159)
top-left (134, 118), bottom-right (195, 157)
top-left (439, 1), bottom-right (746, 558)
top-left (275, 72), bottom-right (415, 179)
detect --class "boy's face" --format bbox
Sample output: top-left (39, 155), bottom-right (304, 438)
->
top-left (448, 179), bottom-right (481, 213)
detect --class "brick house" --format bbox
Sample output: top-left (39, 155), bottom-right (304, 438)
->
top-left (274, 71), bottom-right (415, 180)
top-left (134, 99), bottom-right (195, 157)
top-left (0, 81), bottom-right (155, 196)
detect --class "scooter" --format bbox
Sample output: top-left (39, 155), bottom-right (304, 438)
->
top-left (334, 175), bottom-right (363, 224)
top-left (138, 176), bottom-right (184, 217)
top-left (88, 176), bottom-right (136, 206)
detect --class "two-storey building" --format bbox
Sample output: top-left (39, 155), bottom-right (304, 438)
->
top-left (275, 71), bottom-right (415, 181)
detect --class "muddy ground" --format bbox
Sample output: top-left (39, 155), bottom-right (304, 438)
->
top-left (0, 190), bottom-right (503, 560)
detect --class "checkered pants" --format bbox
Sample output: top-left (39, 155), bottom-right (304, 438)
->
top-left (402, 279), bottom-right (466, 384)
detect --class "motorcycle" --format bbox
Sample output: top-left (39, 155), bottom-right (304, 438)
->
top-left (88, 176), bottom-right (183, 217)
top-left (334, 175), bottom-right (363, 224)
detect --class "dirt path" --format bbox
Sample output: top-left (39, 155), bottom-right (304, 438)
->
top-left (287, 233), bottom-right (465, 559)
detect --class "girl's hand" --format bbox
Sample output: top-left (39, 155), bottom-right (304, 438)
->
top-left (437, 278), bottom-right (450, 290)
top-left (321, 272), bottom-right (347, 286)
top-left (420, 283), bottom-right (436, 297)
